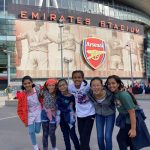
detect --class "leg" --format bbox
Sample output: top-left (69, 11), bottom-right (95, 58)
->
top-left (37, 52), bottom-right (48, 70)
top-left (105, 114), bottom-right (115, 150)
top-left (69, 125), bottom-right (80, 150)
top-left (27, 51), bottom-right (37, 70)
top-left (42, 122), bottom-right (49, 150)
top-left (28, 124), bottom-right (37, 145)
top-left (60, 119), bottom-right (71, 150)
top-left (117, 125), bottom-right (130, 150)
top-left (35, 122), bottom-right (41, 134)
top-left (78, 115), bottom-right (95, 150)
top-left (77, 117), bottom-right (85, 150)
top-left (49, 123), bottom-right (57, 148)
top-left (96, 114), bottom-right (105, 150)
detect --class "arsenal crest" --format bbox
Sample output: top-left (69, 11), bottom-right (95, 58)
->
top-left (82, 37), bottom-right (106, 69)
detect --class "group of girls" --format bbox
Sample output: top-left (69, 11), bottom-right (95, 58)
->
top-left (17, 70), bottom-right (150, 150)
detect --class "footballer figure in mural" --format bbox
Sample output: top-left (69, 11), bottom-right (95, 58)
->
top-left (58, 25), bottom-right (81, 70)
top-left (125, 35), bottom-right (140, 71)
top-left (16, 21), bottom-right (58, 70)
top-left (109, 31), bottom-right (124, 70)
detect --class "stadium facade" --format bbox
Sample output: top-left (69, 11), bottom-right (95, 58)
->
top-left (0, 0), bottom-right (150, 89)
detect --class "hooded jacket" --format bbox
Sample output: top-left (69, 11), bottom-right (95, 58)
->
top-left (87, 89), bottom-right (115, 116)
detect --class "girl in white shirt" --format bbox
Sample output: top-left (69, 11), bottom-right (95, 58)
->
top-left (68, 70), bottom-right (95, 150)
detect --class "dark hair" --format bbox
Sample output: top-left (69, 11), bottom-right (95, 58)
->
top-left (72, 70), bottom-right (87, 86)
top-left (105, 75), bottom-right (138, 105)
top-left (56, 79), bottom-right (68, 95)
top-left (58, 79), bottom-right (68, 86)
top-left (21, 75), bottom-right (35, 90)
top-left (105, 75), bottom-right (124, 91)
top-left (90, 77), bottom-right (103, 87)
top-left (127, 91), bottom-right (138, 105)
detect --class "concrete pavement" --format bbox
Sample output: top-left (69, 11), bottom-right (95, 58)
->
top-left (0, 98), bottom-right (150, 150)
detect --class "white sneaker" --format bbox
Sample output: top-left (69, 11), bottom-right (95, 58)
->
top-left (33, 144), bottom-right (39, 150)
top-left (52, 147), bottom-right (57, 150)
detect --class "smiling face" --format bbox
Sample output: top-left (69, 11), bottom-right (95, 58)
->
top-left (46, 84), bottom-right (56, 94)
top-left (58, 80), bottom-right (68, 93)
top-left (107, 78), bottom-right (120, 93)
top-left (91, 79), bottom-right (103, 96)
top-left (72, 72), bottom-right (83, 89)
top-left (22, 79), bottom-right (33, 91)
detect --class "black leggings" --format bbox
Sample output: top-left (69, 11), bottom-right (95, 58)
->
top-left (77, 115), bottom-right (95, 150)
top-left (42, 122), bottom-right (56, 150)
top-left (60, 118), bottom-right (80, 150)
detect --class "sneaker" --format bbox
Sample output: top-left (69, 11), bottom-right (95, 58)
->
top-left (33, 144), bottom-right (40, 150)
top-left (52, 147), bottom-right (57, 150)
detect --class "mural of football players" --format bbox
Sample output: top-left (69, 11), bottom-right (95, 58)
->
top-left (16, 21), bottom-right (58, 70)
top-left (125, 34), bottom-right (140, 71)
top-left (58, 25), bottom-right (81, 70)
top-left (109, 31), bottom-right (124, 70)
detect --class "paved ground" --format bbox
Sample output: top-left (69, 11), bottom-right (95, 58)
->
top-left (0, 97), bottom-right (150, 150)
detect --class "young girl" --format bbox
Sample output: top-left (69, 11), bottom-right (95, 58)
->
top-left (57, 79), bottom-right (80, 150)
top-left (68, 70), bottom-right (95, 150)
top-left (41, 79), bottom-right (59, 150)
top-left (105, 75), bottom-right (150, 150)
top-left (17, 76), bottom-right (42, 150)
top-left (88, 77), bottom-right (115, 150)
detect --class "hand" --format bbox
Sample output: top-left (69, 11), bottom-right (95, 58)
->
top-left (128, 129), bottom-right (136, 138)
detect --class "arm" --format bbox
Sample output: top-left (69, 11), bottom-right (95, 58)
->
top-left (16, 33), bottom-right (28, 41)
top-left (110, 40), bottom-right (124, 50)
top-left (120, 91), bottom-right (137, 138)
top-left (128, 109), bottom-right (136, 138)
top-left (17, 93), bottom-right (28, 126)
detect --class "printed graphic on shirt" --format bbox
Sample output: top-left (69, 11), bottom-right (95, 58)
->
top-left (114, 99), bottom-right (122, 108)
top-left (75, 91), bottom-right (89, 104)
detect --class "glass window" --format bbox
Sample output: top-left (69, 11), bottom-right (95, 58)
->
top-left (0, 25), bottom-right (6, 30)
top-left (75, 0), bottom-right (83, 12)
top-left (0, 19), bottom-right (6, 24)
top-left (6, 30), bottom-right (16, 36)
top-left (0, 0), bottom-right (4, 6)
top-left (60, 0), bottom-right (69, 9)
top-left (50, 0), bottom-right (58, 8)
top-left (28, 0), bottom-right (35, 5)
top-left (19, 0), bottom-right (29, 5)
top-left (56, 0), bottom-right (61, 7)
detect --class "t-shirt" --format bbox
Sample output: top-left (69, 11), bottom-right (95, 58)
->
top-left (27, 91), bottom-right (41, 125)
top-left (57, 94), bottom-right (75, 113)
top-left (68, 82), bottom-right (95, 117)
top-left (97, 97), bottom-right (106, 104)
top-left (115, 91), bottom-right (138, 124)
top-left (57, 94), bottom-right (76, 124)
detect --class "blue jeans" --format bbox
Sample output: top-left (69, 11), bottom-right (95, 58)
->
top-left (28, 122), bottom-right (41, 145)
top-left (96, 114), bottom-right (115, 150)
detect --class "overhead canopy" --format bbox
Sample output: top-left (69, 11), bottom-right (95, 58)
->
top-left (117, 0), bottom-right (150, 16)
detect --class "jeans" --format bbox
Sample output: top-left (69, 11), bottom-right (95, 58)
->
top-left (60, 116), bottom-right (80, 150)
top-left (77, 115), bottom-right (95, 150)
top-left (28, 122), bottom-right (41, 145)
top-left (96, 114), bottom-right (115, 150)
top-left (42, 122), bottom-right (56, 150)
